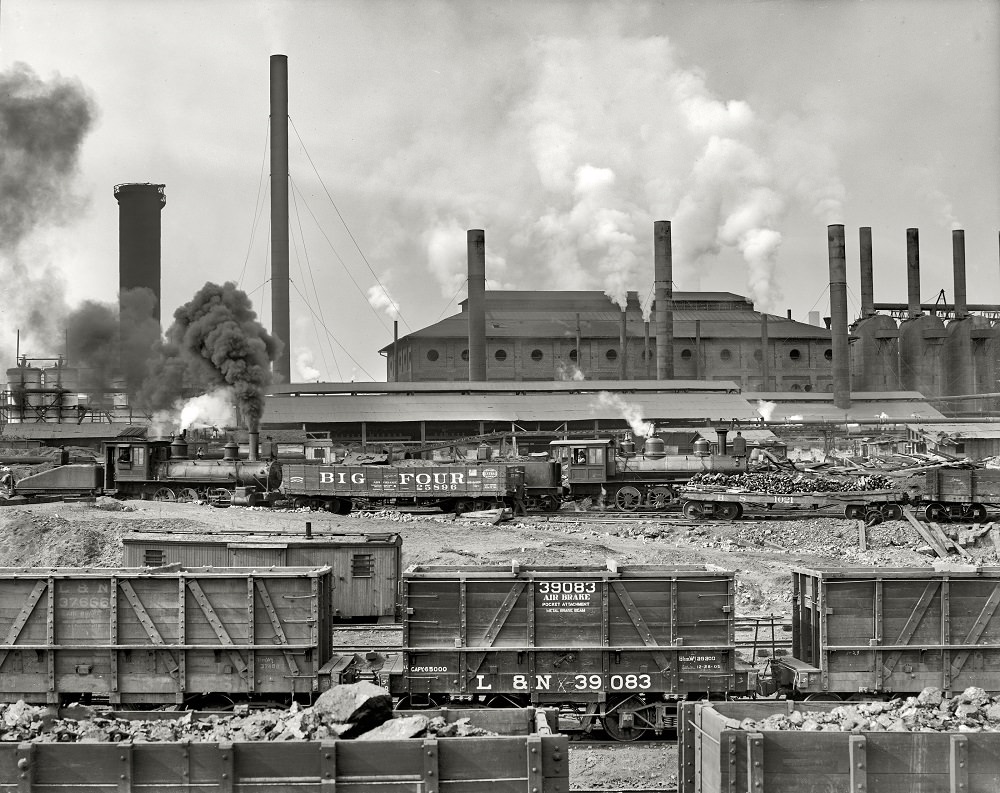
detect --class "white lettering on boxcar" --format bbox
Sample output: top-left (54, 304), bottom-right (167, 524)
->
top-left (474, 674), bottom-right (492, 690)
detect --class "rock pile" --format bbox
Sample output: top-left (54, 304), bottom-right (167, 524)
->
top-left (688, 471), bottom-right (896, 493)
top-left (0, 683), bottom-right (498, 744)
top-left (732, 687), bottom-right (1000, 733)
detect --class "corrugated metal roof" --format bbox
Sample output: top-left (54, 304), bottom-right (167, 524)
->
top-left (0, 423), bottom-right (141, 440)
top-left (269, 380), bottom-right (741, 396)
top-left (262, 391), bottom-right (762, 424)
top-left (740, 392), bottom-right (946, 422)
top-left (906, 423), bottom-right (1000, 439)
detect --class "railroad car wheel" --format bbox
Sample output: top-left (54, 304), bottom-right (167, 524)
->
top-left (647, 485), bottom-right (675, 509)
top-left (963, 503), bottom-right (988, 522)
top-left (602, 697), bottom-right (651, 742)
top-left (803, 693), bottom-right (842, 702)
top-left (681, 500), bottom-right (704, 520)
top-left (292, 496), bottom-right (310, 509)
top-left (923, 502), bottom-right (947, 522)
top-left (177, 487), bottom-right (200, 503)
top-left (716, 502), bottom-right (742, 521)
top-left (844, 504), bottom-right (865, 519)
top-left (864, 509), bottom-right (883, 525)
top-left (336, 499), bottom-right (352, 515)
top-left (542, 495), bottom-right (562, 512)
top-left (881, 503), bottom-right (903, 520)
top-left (614, 486), bottom-right (643, 511)
top-left (152, 487), bottom-right (176, 502)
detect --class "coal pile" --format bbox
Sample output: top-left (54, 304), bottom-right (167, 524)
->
top-left (0, 683), bottom-right (498, 743)
top-left (733, 687), bottom-right (1000, 733)
top-left (688, 471), bottom-right (896, 493)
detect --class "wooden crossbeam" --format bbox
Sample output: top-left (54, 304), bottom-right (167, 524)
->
top-left (118, 580), bottom-right (179, 677)
top-left (950, 584), bottom-right (1000, 678)
top-left (254, 579), bottom-right (299, 676)
top-left (880, 581), bottom-right (939, 685)
top-left (186, 580), bottom-right (248, 676)
top-left (480, 582), bottom-right (526, 647)
top-left (0, 580), bottom-right (47, 669)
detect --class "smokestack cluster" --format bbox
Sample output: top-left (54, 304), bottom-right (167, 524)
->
top-left (827, 225), bottom-right (851, 410)
top-left (654, 220), bottom-right (674, 379)
top-left (467, 229), bottom-right (487, 381)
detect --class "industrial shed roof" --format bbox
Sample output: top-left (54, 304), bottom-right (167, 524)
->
top-left (268, 380), bottom-right (741, 396)
top-left (0, 423), bottom-right (142, 441)
top-left (261, 389), bottom-right (762, 426)
top-left (741, 391), bottom-right (946, 422)
top-left (906, 423), bottom-right (1000, 440)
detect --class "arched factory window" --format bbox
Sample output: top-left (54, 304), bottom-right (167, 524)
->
top-left (531, 349), bottom-right (544, 362)
top-left (495, 349), bottom-right (507, 362)
top-left (680, 349), bottom-right (692, 360)
top-left (426, 349), bottom-right (439, 362)
top-left (569, 348), bottom-right (578, 362)
top-left (461, 349), bottom-right (469, 361)
top-left (789, 349), bottom-right (801, 361)
top-left (720, 349), bottom-right (732, 361)
top-left (753, 349), bottom-right (762, 362)
top-left (606, 349), bottom-right (618, 361)
top-left (824, 349), bottom-right (833, 361)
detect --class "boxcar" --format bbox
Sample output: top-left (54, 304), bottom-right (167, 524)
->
top-left (386, 562), bottom-right (754, 739)
top-left (919, 467), bottom-right (1000, 521)
top-left (122, 530), bottom-right (402, 623)
top-left (0, 566), bottom-right (333, 706)
top-left (280, 461), bottom-right (526, 514)
top-left (0, 708), bottom-right (568, 793)
top-left (770, 566), bottom-right (1000, 698)
top-left (677, 700), bottom-right (1000, 793)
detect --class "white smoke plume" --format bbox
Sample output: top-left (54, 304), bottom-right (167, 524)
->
top-left (756, 399), bottom-right (777, 422)
top-left (369, 23), bottom-right (846, 316)
top-left (366, 283), bottom-right (400, 320)
top-left (180, 388), bottom-right (236, 431)
top-left (296, 349), bottom-right (321, 381)
top-left (555, 361), bottom-right (586, 381)
top-left (595, 391), bottom-right (654, 437)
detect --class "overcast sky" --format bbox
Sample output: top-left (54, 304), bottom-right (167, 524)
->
top-left (1, 0), bottom-right (997, 383)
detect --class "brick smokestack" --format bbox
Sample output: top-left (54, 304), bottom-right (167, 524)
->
top-left (906, 228), bottom-right (922, 318)
top-left (953, 229), bottom-right (968, 318)
top-left (114, 183), bottom-right (165, 322)
top-left (828, 224), bottom-right (851, 410)
top-left (270, 54), bottom-right (291, 383)
top-left (654, 220), bottom-right (674, 379)
top-left (467, 229), bottom-right (487, 381)
top-left (859, 226), bottom-right (875, 318)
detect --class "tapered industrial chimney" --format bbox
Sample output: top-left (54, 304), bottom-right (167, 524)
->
top-left (906, 228), bottom-right (922, 318)
top-left (654, 221), bottom-right (674, 379)
top-left (114, 183), bottom-right (165, 322)
top-left (270, 54), bottom-right (291, 383)
top-left (953, 229), bottom-right (968, 318)
top-left (467, 229), bottom-right (487, 381)
top-left (827, 224), bottom-right (851, 409)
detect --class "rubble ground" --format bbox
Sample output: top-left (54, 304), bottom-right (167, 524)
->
top-left (2, 498), bottom-right (998, 788)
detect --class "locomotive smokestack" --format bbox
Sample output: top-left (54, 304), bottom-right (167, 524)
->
top-left (953, 229), bottom-right (968, 318)
top-left (270, 54), bottom-right (291, 384)
top-left (114, 183), bottom-right (165, 322)
top-left (467, 229), bottom-right (487, 381)
top-left (906, 228), bottom-right (922, 318)
top-left (828, 224), bottom-right (851, 410)
top-left (860, 226), bottom-right (875, 318)
top-left (248, 430), bottom-right (259, 462)
top-left (654, 221), bottom-right (675, 379)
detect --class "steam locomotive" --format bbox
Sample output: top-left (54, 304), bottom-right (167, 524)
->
top-left (4, 430), bottom-right (751, 513)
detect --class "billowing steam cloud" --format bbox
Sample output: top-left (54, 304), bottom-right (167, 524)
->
top-left (366, 283), bottom-right (400, 320)
top-left (137, 282), bottom-right (281, 431)
top-left (595, 391), bottom-right (653, 437)
top-left (756, 399), bottom-right (777, 422)
top-left (296, 349), bottom-right (321, 381)
top-left (381, 28), bottom-right (843, 312)
top-left (0, 64), bottom-right (95, 361)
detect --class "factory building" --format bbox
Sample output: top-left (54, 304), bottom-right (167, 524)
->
top-left (381, 290), bottom-right (835, 391)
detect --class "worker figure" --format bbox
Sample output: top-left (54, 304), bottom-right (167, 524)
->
top-left (731, 431), bottom-right (747, 458)
top-left (59, 446), bottom-right (69, 466)
top-left (0, 467), bottom-right (12, 496)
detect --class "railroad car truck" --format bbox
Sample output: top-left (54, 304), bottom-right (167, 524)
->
top-left (765, 566), bottom-right (1000, 699)
top-left (677, 700), bottom-right (1000, 793)
top-left (376, 562), bottom-right (756, 740)
top-left (122, 529), bottom-right (402, 623)
top-left (0, 566), bottom-right (333, 706)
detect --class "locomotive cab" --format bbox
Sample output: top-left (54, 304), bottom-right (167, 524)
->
top-left (549, 439), bottom-right (615, 487)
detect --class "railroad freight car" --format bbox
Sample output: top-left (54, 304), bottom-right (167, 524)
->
top-left (677, 700), bottom-right (1000, 793)
top-left (0, 708), bottom-right (569, 793)
top-left (279, 461), bottom-right (526, 514)
top-left (918, 467), bottom-right (1000, 521)
top-left (122, 529), bottom-right (401, 623)
top-left (360, 562), bottom-right (756, 740)
top-left (768, 566), bottom-right (1000, 699)
top-left (0, 566), bottom-right (333, 706)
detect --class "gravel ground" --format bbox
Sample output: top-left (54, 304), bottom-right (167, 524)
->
top-left (2, 497), bottom-right (997, 789)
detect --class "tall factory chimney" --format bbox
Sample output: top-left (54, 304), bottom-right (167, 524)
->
top-left (654, 220), bottom-right (674, 379)
top-left (270, 54), bottom-right (291, 384)
top-left (114, 183), bottom-right (165, 322)
top-left (859, 226), bottom-right (875, 318)
top-left (953, 229), bottom-right (968, 318)
top-left (619, 310), bottom-right (627, 380)
top-left (906, 228), bottom-right (922, 318)
top-left (467, 229), bottom-right (487, 381)
top-left (827, 224), bottom-right (851, 410)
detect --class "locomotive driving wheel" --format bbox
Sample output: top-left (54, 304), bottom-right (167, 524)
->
top-left (177, 487), bottom-right (200, 503)
top-left (647, 485), bottom-right (675, 509)
top-left (614, 486), bottom-right (643, 511)
top-left (152, 487), bottom-right (176, 502)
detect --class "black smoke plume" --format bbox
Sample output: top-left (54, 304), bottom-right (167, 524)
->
top-left (137, 282), bottom-right (281, 431)
top-left (0, 64), bottom-right (95, 359)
